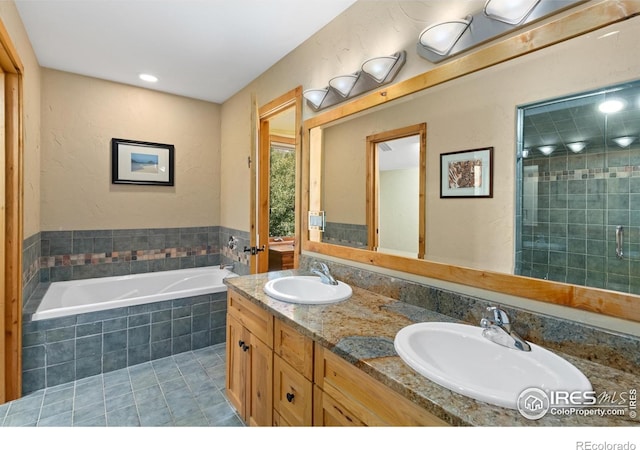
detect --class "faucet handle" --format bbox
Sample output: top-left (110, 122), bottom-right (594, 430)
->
top-left (481, 306), bottom-right (512, 330)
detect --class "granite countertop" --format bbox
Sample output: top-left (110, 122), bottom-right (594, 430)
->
top-left (224, 270), bottom-right (640, 427)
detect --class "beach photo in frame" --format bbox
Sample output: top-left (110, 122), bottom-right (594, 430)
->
top-left (111, 138), bottom-right (175, 186)
top-left (440, 147), bottom-right (493, 198)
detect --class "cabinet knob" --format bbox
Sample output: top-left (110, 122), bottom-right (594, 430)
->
top-left (242, 344), bottom-right (249, 352)
top-left (238, 340), bottom-right (244, 348)
top-left (286, 392), bottom-right (295, 403)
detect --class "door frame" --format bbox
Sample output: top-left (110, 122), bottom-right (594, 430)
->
top-left (0, 19), bottom-right (24, 403)
top-left (251, 86), bottom-right (302, 273)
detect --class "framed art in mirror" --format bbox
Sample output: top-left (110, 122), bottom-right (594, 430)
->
top-left (440, 147), bottom-right (493, 198)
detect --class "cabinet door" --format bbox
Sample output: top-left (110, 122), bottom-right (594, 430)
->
top-left (226, 314), bottom-right (247, 419)
top-left (247, 332), bottom-right (273, 426)
top-left (274, 355), bottom-right (313, 426)
top-left (313, 385), bottom-right (365, 426)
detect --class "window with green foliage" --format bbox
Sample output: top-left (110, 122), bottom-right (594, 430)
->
top-left (269, 145), bottom-right (295, 237)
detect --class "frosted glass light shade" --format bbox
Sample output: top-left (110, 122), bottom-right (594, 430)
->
top-left (419, 18), bottom-right (472, 56)
top-left (613, 136), bottom-right (636, 148)
top-left (484, 0), bottom-right (540, 25)
top-left (538, 145), bottom-right (555, 156)
top-left (303, 88), bottom-right (329, 108)
top-left (567, 142), bottom-right (586, 153)
top-left (361, 56), bottom-right (398, 83)
top-left (329, 74), bottom-right (358, 97)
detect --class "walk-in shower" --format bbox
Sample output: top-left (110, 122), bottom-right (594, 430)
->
top-left (516, 79), bottom-right (640, 295)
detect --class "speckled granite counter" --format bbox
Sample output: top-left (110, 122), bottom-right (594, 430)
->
top-left (224, 270), bottom-right (640, 427)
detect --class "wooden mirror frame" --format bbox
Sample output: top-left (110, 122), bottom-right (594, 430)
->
top-left (302, 1), bottom-right (640, 324)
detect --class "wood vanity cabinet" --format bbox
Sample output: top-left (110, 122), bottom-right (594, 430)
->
top-left (226, 288), bottom-right (449, 427)
top-left (273, 319), bottom-right (314, 426)
top-left (226, 289), bottom-right (274, 426)
top-left (313, 346), bottom-right (448, 426)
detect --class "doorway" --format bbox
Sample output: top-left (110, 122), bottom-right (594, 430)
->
top-left (252, 87), bottom-right (302, 274)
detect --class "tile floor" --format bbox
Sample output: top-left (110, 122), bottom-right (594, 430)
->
top-left (0, 343), bottom-right (244, 427)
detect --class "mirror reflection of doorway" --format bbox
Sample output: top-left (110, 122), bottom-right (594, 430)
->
top-left (367, 123), bottom-right (426, 259)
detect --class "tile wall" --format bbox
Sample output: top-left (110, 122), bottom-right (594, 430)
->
top-left (322, 222), bottom-right (368, 249)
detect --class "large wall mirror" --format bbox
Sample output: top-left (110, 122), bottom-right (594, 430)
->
top-left (302, 3), bottom-right (640, 323)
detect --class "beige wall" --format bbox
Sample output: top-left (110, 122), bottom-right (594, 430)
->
top-left (0, 1), bottom-right (41, 239)
top-left (40, 69), bottom-right (221, 231)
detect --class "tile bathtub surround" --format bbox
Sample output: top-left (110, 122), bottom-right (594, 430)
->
top-left (322, 222), bottom-right (368, 249)
top-left (299, 255), bottom-right (640, 375)
top-left (39, 227), bottom-right (223, 283)
top-left (21, 291), bottom-right (227, 396)
top-left (22, 232), bottom-right (42, 303)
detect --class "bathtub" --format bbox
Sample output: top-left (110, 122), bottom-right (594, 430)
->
top-left (32, 266), bottom-right (237, 321)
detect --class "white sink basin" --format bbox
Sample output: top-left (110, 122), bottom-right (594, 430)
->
top-left (263, 276), bottom-right (352, 304)
top-left (394, 322), bottom-right (592, 410)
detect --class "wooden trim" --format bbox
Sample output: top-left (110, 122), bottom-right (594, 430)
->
top-left (0, 22), bottom-right (23, 74)
top-left (302, 3), bottom-right (640, 324)
top-left (4, 73), bottom-right (22, 401)
top-left (257, 118), bottom-right (271, 272)
top-left (0, 71), bottom-right (5, 405)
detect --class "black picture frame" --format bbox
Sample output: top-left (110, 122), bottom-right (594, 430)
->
top-left (111, 138), bottom-right (175, 186)
top-left (440, 147), bottom-right (493, 198)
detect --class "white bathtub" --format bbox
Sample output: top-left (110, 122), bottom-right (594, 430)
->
top-left (32, 266), bottom-right (237, 321)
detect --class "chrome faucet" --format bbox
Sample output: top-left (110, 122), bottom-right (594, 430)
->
top-left (480, 306), bottom-right (531, 352)
top-left (310, 261), bottom-right (338, 285)
top-left (219, 263), bottom-right (234, 270)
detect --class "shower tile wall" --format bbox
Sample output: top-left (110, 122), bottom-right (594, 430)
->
top-left (518, 144), bottom-right (640, 294)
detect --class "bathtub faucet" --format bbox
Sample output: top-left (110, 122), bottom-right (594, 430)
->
top-left (220, 263), bottom-right (234, 270)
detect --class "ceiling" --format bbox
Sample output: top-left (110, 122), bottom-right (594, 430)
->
top-left (15, 0), bottom-right (357, 103)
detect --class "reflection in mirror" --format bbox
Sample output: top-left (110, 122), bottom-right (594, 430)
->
top-left (303, 7), bottom-right (640, 322)
top-left (367, 124), bottom-right (426, 258)
top-left (516, 79), bottom-right (640, 294)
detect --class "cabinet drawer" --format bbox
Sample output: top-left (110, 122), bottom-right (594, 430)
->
top-left (227, 289), bottom-right (273, 347)
top-left (314, 346), bottom-right (448, 426)
top-left (274, 319), bottom-right (314, 380)
top-left (313, 385), bottom-right (365, 426)
top-left (273, 355), bottom-right (313, 426)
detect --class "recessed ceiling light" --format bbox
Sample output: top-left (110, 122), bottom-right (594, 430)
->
top-left (598, 98), bottom-right (625, 114)
top-left (139, 73), bottom-right (158, 83)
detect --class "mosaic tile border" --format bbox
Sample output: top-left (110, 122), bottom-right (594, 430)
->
top-left (524, 165), bottom-right (640, 181)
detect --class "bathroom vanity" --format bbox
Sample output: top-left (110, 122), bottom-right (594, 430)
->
top-left (224, 271), bottom-right (639, 426)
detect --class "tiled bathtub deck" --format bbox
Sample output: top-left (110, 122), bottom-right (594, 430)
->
top-left (0, 344), bottom-right (243, 427)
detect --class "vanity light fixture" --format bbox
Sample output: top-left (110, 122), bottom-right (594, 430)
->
top-left (416, 0), bottom-right (584, 63)
top-left (613, 136), bottom-right (637, 148)
top-left (598, 98), bottom-right (625, 114)
top-left (538, 145), bottom-right (555, 156)
top-left (361, 54), bottom-right (402, 83)
top-left (139, 73), bottom-right (158, 83)
top-left (303, 88), bottom-right (329, 109)
top-left (567, 141), bottom-right (586, 153)
top-left (484, 0), bottom-right (541, 25)
top-left (304, 51), bottom-right (406, 111)
top-left (329, 74), bottom-right (359, 97)
top-left (418, 16), bottom-right (472, 56)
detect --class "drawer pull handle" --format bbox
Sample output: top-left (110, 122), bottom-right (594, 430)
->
top-left (286, 392), bottom-right (295, 403)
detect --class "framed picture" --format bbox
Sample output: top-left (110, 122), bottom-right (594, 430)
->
top-left (111, 138), bottom-right (174, 186)
top-left (440, 147), bottom-right (493, 198)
